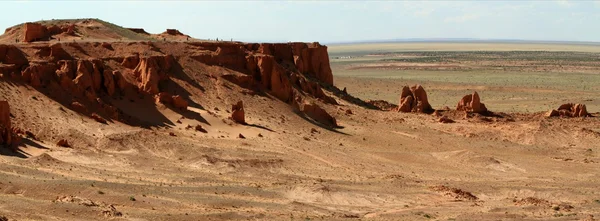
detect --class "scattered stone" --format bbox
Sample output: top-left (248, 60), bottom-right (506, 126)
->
top-left (238, 133), bottom-right (245, 139)
top-left (56, 139), bottom-right (71, 147)
top-left (310, 128), bottom-right (319, 134)
top-left (102, 204), bottom-right (122, 217)
top-left (258, 133), bottom-right (263, 137)
top-left (169, 132), bottom-right (176, 136)
top-left (231, 101), bottom-right (245, 124)
top-left (430, 185), bottom-right (477, 201)
top-left (25, 131), bottom-right (36, 140)
top-left (345, 109), bottom-right (353, 115)
top-left (0, 215), bottom-right (7, 221)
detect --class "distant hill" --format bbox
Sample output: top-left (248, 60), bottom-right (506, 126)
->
top-left (0, 18), bottom-right (192, 43)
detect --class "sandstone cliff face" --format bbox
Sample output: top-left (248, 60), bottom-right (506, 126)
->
top-left (0, 41), bottom-right (337, 127)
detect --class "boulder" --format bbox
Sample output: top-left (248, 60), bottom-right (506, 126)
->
top-left (23, 22), bottom-right (48, 42)
top-left (456, 91), bottom-right (488, 114)
top-left (171, 95), bottom-right (188, 110)
top-left (301, 102), bottom-right (337, 127)
top-left (154, 92), bottom-right (173, 104)
top-left (231, 101), bottom-right (245, 124)
top-left (438, 116), bottom-right (455, 123)
top-left (56, 139), bottom-right (71, 147)
top-left (91, 113), bottom-right (107, 124)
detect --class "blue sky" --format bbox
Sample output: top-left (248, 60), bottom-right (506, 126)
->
top-left (2, 1), bottom-right (600, 43)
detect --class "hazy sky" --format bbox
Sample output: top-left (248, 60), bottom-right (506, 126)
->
top-left (2, 1), bottom-right (600, 43)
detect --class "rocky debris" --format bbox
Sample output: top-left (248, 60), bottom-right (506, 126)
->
top-left (438, 116), bottom-right (455, 123)
top-left (56, 195), bottom-right (98, 207)
top-left (457, 91), bottom-right (488, 114)
top-left (430, 185), bottom-right (478, 201)
top-left (398, 85), bottom-right (433, 113)
top-left (238, 133), bottom-right (246, 139)
top-left (171, 95), bottom-right (188, 110)
top-left (546, 103), bottom-right (589, 117)
top-left (345, 109), bottom-right (353, 115)
top-left (366, 99), bottom-right (398, 111)
top-left (102, 204), bottom-right (122, 217)
top-left (0, 101), bottom-right (14, 147)
top-left (56, 139), bottom-right (71, 147)
top-left (231, 101), bottom-right (245, 124)
top-left (0, 215), bottom-right (7, 221)
top-left (90, 113), bottom-right (107, 124)
top-left (301, 102), bottom-right (337, 127)
top-left (169, 132), bottom-right (176, 136)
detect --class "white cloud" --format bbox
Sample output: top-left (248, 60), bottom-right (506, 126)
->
top-left (444, 13), bottom-right (481, 23)
top-left (555, 0), bottom-right (574, 8)
top-left (413, 8), bottom-right (435, 17)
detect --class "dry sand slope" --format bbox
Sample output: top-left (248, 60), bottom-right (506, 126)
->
top-left (0, 20), bottom-right (599, 221)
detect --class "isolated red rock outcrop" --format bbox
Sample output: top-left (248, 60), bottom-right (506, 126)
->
top-left (231, 101), bottom-right (245, 124)
top-left (23, 22), bottom-right (48, 42)
top-left (398, 85), bottom-right (433, 113)
top-left (456, 91), bottom-right (488, 114)
top-left (0, 101), bottom-right (13, 147)
top-left (547, 103), bottom-right (589, 117)
top-left (301, 102), bottom-right (337, 127)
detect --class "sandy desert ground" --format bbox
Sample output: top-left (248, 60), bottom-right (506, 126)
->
top-left (0, 20), bottom-right (599, 221)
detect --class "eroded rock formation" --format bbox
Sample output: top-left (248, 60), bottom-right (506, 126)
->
top-left (457, 91), bottom-right (488, 114)
top-left (546, 103), bottom-right (589, 117)
top-left (231, 101), bottom-right (245, 124)
top-left (0, 101), bottom-right (13, 147)
top-left (398, 85), bottom-right (433, 113)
